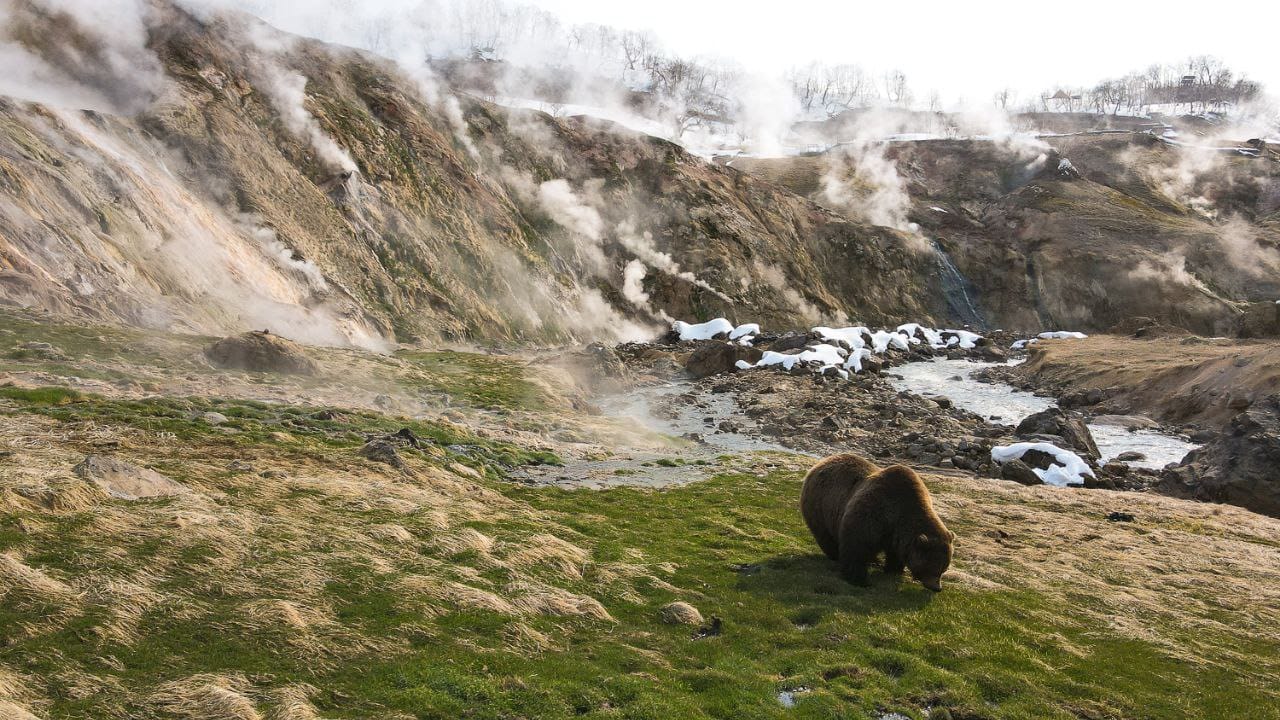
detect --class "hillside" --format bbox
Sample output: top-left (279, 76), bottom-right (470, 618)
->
top-left (733, 133), bottom-right (1280, 335)
top-left (3, 3), bottom-right (1280, 719)
top-left (0, 2), bottom-right (946, 349)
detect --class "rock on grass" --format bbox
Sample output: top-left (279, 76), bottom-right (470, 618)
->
top-left (74, 455), bottom-right (187, 500)
top-left (659, 601), bottom-right (704, 625)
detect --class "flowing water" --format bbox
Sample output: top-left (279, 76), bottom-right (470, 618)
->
top-left (932, 240), bottom-right (985, 329)
top-left (890, 358), bottom-right (1198, 469)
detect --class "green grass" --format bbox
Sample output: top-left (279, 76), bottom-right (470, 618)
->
top-left (398, 350), bottom-right (556, 411)
top-left (5, 463), bottom-right (1274, 719)
top-left (1, 312), bottom-right (1276, 719)
top-left (0, 387), bottom-right (560, 477)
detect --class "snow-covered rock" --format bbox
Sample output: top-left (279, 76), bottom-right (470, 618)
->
top-left (991, 442), bottom-right (1094, 487)
top-left (673, 318), bottom-right (734, 341)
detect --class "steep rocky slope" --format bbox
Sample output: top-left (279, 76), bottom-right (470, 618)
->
top-left (0, 1), bottom-right (945, 349)
top-left (735, 133), bottom-right (1280, 335)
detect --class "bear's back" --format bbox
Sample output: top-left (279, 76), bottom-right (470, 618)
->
top-left (847, 464), bottom-right (934, 520)
top-left (800, 454), bottom-right (880, 561)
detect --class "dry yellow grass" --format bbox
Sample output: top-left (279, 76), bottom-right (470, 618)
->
top-left (926, 471), bottom-right (1280, 672)
top-left (269, 685), bottom-right (326, 720)
top-left (1015, 334), bottom-right (1280, 426)
top-left (505, 533), bottom-right (590, 578)
top-left (0, 384), bottom-right (657, 716)
top-left (152, 674), bottom-right (262, 720)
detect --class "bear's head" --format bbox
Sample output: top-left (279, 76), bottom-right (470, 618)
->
top-left (907, 530), bottom-right (954, 592)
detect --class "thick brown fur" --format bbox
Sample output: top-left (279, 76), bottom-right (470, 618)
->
top-left (800, 454), bottom-right (954, 591)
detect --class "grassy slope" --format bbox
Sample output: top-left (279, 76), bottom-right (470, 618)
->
top-left (2, 315), bottom-right (1279, 720)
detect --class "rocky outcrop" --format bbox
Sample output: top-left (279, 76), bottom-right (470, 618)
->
top-left (683, 342), bottom-right (763, 379)
top-left (1166, 395), bottom-right (1280, 518)
top-left (0, 2), bottom-right (942, 348)
top-left (736, 134), bottom-right (1280, 336)
top-left (204, 332), bottom-right (319, 375)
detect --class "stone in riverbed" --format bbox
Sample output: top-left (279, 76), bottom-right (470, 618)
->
top-left (1016, 408), bottom-right (1100, 460)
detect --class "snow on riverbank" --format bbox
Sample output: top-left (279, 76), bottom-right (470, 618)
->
top-left (890, 357), bottom-right (1200, 480)
top-left (670, 318), bottom-right (990, 379)
top-left (1012, 330), bottom-right (1088, 350)
top-left (673, 319), bottom-right (736, 341)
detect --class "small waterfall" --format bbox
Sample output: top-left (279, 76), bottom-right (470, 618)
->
top-left (931, 239), bottom-right (985, 329)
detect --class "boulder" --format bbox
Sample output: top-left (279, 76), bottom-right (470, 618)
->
top-left (204, 331), bottom-right (318, 375)
top-left (74, 455), bottom-right (188, 500)
top-left (1000, 458), bottom-right (1044, 486)
top-left (977, 344), bottom-right (1007, 362)
top-left (358, 438), bottom-right (407, 470)
top-left (683, 341), bottom-right (763, 379)
top-left (1167, 395), bottom-right (1280, 518)
top-left (766, 333), bottom-right (811, 353)
top-left (1016, 407), bottom-right (1100, 460)
top-left (659, 601), bottom-right (704, 625)
top-left (584, 342), bottom-right (629, 379)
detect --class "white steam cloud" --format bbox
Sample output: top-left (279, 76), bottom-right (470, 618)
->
top-left (258, 68), bottom-right (357, 175)
top-left (0, 0), bottom-right (168, 114)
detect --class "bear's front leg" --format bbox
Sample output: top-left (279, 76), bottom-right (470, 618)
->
top-left (882, 550), bottom-right (905, 577)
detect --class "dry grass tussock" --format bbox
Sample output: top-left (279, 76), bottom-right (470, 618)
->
top-left (504, 532), bottom-right (590, 578)
top-left (152, 673), bottom-right (262, 720)
top-left (929, 472), bottom-right (1280, 672)
top-left (269, 685), bottom-right (326, 720)
top-left (0, 667), bottom-right (43, 720)
top-left (0, 392), bottom-right (659, 715)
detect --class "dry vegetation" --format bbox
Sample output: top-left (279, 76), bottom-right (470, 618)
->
top-left (1012, 334), bottom-right (1280, 427)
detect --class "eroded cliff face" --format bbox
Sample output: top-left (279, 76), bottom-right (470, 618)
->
top-left (736, 134), bottom-right (1280, 336)
top-left (0, 2), bottom-right (944, 348)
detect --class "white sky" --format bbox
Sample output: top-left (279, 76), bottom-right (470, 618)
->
top-left (523, 0), bottom-right (1280, 104)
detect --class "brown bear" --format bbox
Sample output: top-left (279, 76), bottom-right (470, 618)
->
top-left (800, 453), bottom-right (954, 591)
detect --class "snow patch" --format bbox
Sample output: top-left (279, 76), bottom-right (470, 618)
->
top-left (991, 442), bottom-right (1095, 487)
top-left (673, 318), bottom-right (734, 341)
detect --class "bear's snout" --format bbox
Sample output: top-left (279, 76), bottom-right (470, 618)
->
top-left (919, 577), bottom-right (942, 592)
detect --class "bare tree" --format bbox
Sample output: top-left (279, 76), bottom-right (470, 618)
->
top-left (883, 69), bottom-right (911, 107)
top-left (620, 30), bottom-right (654, 71)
